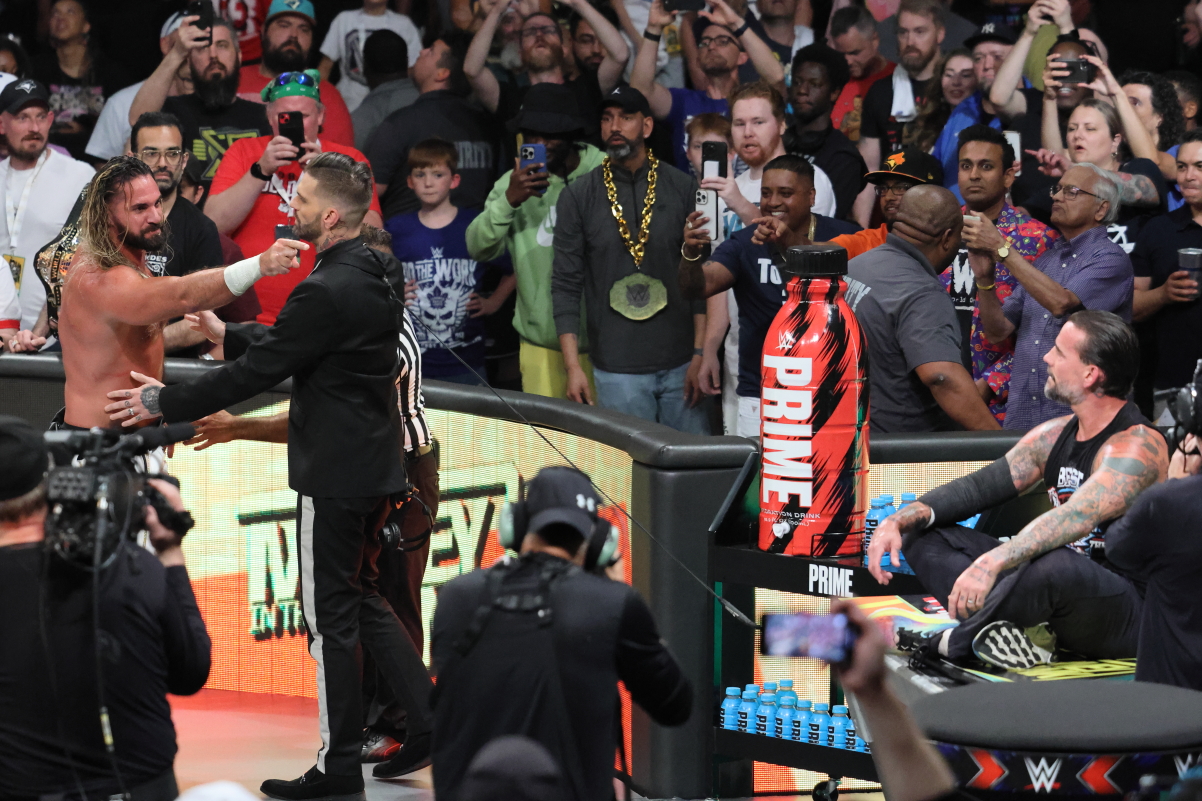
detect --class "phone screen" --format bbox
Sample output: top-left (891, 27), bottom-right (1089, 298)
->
top-left (275, 224), bottom-right (295, 241)
top-left (761, 612), bottom-right (857, 663)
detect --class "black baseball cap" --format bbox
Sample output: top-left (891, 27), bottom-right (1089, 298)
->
top-left (965, 21), bottom-right (1018, 49)
top-left (0, 416), bottom-right (48, 502)
top-left (864, 147), bottom-right (944, 186)
top-left (0, 78), bottom-right (49, 116)
top-left (507, 83), bottom-right (586, 135)
top-left (525, 466), bottom-right (600, 540)
top-left (600, 85), bottom-right (652, 117)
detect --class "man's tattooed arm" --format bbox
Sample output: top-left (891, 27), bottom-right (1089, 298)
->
top-left (1113, 171), bottom-right (1161, 208)
top-left (1003, 415), bottom-right (1072, 492)
top-left (991, 425), bottom-right (1167, 570)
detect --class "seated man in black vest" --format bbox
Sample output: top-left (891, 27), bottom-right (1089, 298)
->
top-left (430, 466), bottom-right (692, 801)
top-left (869, 311), bottom-right (1167, 669)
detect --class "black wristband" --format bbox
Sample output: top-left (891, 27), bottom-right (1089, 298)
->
top-left (732, 20), bottom-right (750, 37)
top-left (249, 161), bottom-right (270, 181)
top-left (917, 457), bottom-right (1017, 529)
top-left (643, 29), bottom-right (662, 42)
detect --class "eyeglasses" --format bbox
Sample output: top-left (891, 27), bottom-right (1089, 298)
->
top-left (875, 182), bottom-right (915, 196)
top-left (1050, 183), bottom-right (1100, 200)
top-left (521, 25), bottom-right (561, 40)
top-left (698, 35), bottom-right (738, 49)
top-left (271, 71), bottom-right (318, 89)
top-left (137, 147), bottom-right (185, 165)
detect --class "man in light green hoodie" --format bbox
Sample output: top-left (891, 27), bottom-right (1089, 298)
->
top-left (465, 83), bottom-right (603, 399)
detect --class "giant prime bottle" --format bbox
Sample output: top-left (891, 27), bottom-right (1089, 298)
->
top-left (760, 245), bottom-right (869, 557)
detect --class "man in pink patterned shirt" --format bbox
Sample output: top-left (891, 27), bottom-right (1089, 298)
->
top-left (940, 125), bottom-right (1057, 423)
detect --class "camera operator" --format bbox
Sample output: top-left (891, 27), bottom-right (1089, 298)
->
top-left (1106, 408), bottom-right (1202, 692)
top-left (430, 466), bottom-right (692, 801)
top-left (0, 416), bottom-right (211, 800)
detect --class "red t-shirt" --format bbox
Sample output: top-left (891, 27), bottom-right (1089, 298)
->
top-left (832, 62), bottom-right (895, 142)
top-left (209, 136), bottom-right (383, 325)
top-left (237, 65), bottom-right (356, 149)
top-left (216, 0), bottom-right (269, 64)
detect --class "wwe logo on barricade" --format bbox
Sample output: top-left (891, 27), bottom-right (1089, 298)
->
top-left (1176, 755), bottom-right (1198, 777)
top-left (1024, 757), bottom-right (1062, 792)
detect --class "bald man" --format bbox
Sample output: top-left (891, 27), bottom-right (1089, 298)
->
top-left (845, 185), bottom-right (1001, 433)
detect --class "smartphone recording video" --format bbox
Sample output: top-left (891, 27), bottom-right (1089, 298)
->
top-left (761, 612), bottom-right (858, 663)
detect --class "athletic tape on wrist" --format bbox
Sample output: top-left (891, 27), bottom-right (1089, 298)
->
top-left (223, 255), bottom-right (263, 296)
top-left (917, 457), bottom-right (1016, 530)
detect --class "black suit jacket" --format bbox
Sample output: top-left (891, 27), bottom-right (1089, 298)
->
top-left (159, 238), bottom-right (406, 498)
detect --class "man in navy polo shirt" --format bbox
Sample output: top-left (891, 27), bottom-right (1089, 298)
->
top-left (678, 154), bottom-right (859, 436)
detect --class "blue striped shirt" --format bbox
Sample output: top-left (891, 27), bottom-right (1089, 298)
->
top-left (1002, 225), bottom-right (1134, 431)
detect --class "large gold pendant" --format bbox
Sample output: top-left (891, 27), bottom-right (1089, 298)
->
top-left (609, 273), bottom-right (668, 320)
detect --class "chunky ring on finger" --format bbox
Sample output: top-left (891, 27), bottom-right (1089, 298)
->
top-left (129, 407), bottom-right (136, 418)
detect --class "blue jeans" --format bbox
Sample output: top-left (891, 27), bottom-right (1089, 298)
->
top-left (592, 361), bottom-right (710, 434)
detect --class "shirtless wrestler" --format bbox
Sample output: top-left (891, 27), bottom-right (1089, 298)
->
top-left (57, 155), bottom-right (308, 429)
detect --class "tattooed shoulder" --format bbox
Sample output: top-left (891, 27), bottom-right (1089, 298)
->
top-left (1006, 415), bottom-right (1071, 488)
top-left (1095, 424), bottom-right (1169, 484)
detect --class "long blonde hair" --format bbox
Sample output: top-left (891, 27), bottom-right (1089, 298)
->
top-left (78, 155), bottom-right (161, 271)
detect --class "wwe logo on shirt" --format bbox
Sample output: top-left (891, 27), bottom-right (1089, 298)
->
top-left (431, 246), bottom-right (444, 259)
top-left (1024, 757), bottom-right (1062, 792)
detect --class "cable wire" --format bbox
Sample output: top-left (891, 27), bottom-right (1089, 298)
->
top-left (404, 311), bottom-right (757, 629)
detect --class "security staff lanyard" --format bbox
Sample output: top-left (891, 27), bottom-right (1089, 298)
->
top-left (3, 149), bottom-right (48, 291)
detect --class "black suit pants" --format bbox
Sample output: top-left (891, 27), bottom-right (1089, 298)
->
top-left (297, 494), bottom-right (434, 776)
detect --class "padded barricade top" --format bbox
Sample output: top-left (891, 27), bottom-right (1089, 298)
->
top-left (912, 680), bottom-right (1202, 752)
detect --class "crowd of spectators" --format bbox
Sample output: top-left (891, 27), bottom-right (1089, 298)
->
top-left (0, 0), bottom-right (1200, 436)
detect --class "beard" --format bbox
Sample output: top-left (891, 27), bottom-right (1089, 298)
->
top-left (122, 224), bottom-right (166, 252)
top-left (899, 46), bottom-right (936, 75)
top-left (498, 40), bottom-right (523, 71)
top-left (701, 56), bottom-right (732, 77)
top-left (192, 64), bottom-right (241, 111)
top-left (293, 212), bottom-right (322, 243)
top-left (606, 132), bottom-right (642, 162)
top-left (523, 44), bottom-right (563, 73)
top-left (7, 133), bottom-right (47, 164)
top-left (262, 39), bottom-right (309, 75)
top-left (1044, 375), bottom-right (1082, 406)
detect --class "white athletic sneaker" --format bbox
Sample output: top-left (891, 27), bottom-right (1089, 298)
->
top-left (972, 621), bottom-right (1054, 669)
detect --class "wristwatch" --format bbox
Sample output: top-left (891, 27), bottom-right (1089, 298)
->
top-left (249, 161), bottom-right (271, 181)
top-left (996, 242), bottom-right (1011, 261)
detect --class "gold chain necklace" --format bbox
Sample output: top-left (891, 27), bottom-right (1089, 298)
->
top-left (602, 153), bottom-right (658, 267)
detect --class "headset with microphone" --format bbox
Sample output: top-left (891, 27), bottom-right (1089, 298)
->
top-left (497, 467), bottom-right (620, 573)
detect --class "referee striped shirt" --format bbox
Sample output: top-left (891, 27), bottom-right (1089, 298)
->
top-left (398, 306), bottom-right (432, 452)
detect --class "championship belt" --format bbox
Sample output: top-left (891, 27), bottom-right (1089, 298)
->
top-left (34, 187), bottom-right (86, 327)
top-left (603, 154), bottom-right (667, 320)
top-left (609, 272), bottom-right (668, 320)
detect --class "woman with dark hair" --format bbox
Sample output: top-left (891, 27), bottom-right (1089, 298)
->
top-left (0, 34), bottom-right (31, 78)
top-left (904, 48), bottom-right (976, 153)
top-left (31, 0), bottom-right (130, 161)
